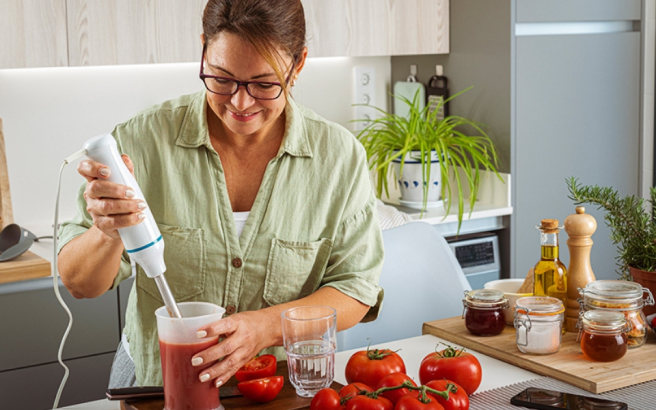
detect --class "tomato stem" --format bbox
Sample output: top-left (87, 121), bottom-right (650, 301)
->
top-left (435, 342), bottom-right (465, 358)
top-left (369, 381), bottom-right (450, 402)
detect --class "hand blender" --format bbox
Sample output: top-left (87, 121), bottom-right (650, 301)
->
top-left (83, 134), bottom-right (182, 318)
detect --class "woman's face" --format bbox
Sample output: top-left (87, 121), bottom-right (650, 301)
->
top-left (202, 32), bottom-right (300, 140)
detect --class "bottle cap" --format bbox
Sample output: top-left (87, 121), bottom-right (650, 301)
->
top-left (538, 219), bottom-right (560, 233)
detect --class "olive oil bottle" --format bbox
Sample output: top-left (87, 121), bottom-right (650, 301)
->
top-left (534, 219), bottom-right (568, 329)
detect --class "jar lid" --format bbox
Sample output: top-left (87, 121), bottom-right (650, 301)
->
top-left (464, 289), bottom-right (507, 308)
top-left (581, 310), bottom-right (626, 331)
top-left (514, 296), bottom-right (565, 315)
top-left (582, 280), bottom-right (643, 299)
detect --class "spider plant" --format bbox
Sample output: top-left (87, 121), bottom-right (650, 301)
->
top-left (356, 87), bottom-right (502, 230)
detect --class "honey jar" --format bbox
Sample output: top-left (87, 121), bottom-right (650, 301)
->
top-left (578, 280), bottom-right (654, 348)
top-left (513, 296), bottom-right (565, 355)
top-left (578, 310), bottom-right (629, 362)
top-left (462, 289), bottom-right (508, 336)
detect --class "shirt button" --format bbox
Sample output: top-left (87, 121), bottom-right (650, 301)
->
top-left (226, 305), bottom-right (236, 315)
top-left (232, 257), bottom-right (243, 268)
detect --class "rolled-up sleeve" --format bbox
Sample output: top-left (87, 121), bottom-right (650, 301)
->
top-left (321, 194), bottom-right (385, 323)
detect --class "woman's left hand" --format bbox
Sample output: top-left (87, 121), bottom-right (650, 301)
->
top-left (192, 310), bottom-right (277, 387)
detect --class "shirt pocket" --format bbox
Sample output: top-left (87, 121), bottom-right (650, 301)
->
top-left (263, 238), bottom-right (333, 307)
top-left (135, 224), bottom-right (206, 303)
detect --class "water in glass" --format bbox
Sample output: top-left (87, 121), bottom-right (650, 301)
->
top-left (286, 340), bottom-right (335, 397)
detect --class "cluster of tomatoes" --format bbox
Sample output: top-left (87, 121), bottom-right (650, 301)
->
top-left (311, 344), bottom-right (482, 410)
top-left (234, 354), bottom-right (284, 403)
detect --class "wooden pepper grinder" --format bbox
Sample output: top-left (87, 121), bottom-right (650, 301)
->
top-left (564, 206), bottom-right (597, 333)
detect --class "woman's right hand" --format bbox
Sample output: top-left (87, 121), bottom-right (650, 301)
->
top-left (77, 154), bottom-right (147, 240)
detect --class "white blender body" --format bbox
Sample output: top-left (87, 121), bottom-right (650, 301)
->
top-left (83, 133), bottom-right (181, 318)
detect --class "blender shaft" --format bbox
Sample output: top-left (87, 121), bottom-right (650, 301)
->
top-left (154, 275), bottom-right (182, 318)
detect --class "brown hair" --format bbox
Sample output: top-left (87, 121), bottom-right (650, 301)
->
top-left (202, 0), bottom-right (306, 91)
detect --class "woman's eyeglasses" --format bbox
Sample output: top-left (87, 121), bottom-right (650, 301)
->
top-left (199, 46), bottom-right (294, 100)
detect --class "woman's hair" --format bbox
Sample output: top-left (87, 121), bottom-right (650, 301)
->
top-left (202, 0), bottom-right (306, 89)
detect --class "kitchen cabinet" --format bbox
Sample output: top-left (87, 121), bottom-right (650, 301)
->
top-left (1, 0), bottom-right (449, 69)
top-left (66, 0), bottom-right (207, 66)
top-left (0, 277), bottom-right (122, 408)
top-left (0, 0), bottom-right (68, 68)
top-left (302, 0), bottom-right (449, 57)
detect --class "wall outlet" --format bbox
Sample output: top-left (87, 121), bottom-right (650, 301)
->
top-left (353, 66), bottom-right (377, 132)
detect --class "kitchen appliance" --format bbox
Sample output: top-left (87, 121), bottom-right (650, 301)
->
top-left (447, 233), bottom-right (500, 290)
top-left (83, 134), bottom-right (181, 319)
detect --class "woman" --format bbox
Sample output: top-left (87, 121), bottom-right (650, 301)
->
top-left (58, 0), bottom-right (384, 389)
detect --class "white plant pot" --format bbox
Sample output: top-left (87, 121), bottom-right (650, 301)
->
top-left (392, 151), bottom-right (442, 206)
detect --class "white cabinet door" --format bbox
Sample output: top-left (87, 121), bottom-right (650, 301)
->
top-left (0, 0), bottom-right (68, 68)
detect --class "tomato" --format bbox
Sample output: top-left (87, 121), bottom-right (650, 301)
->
top-left (651, 314), bottom-right (656, 329)
top-left (235, 354), bottom-right (277, 382)
top-left (346, 395), bottom-right (394, 410)
top-left (395, 395), bottom-right (445, 410)
top-left (237, 375), bottom-right (284, 403)
top-left (311, 388), bottom-right (346, 410)
top-left (375, 372), bottom-right (418, 405)
top-left (425, 380), bottom-right (470, 410)
top-left (340, 382), bottom-right (374, 399)
top-left (419, 346), bottom-right (482, 395)
top-left (345, 348), bottom-right (406, 388)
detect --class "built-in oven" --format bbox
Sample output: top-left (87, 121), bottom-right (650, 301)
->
top-left (446, 232), bottom-right (500, 290)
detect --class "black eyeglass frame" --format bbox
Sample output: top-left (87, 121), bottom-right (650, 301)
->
top-left (199, 44), bottom-right (296, 101)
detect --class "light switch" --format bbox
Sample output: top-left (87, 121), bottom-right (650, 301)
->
top-left (353, 66), bottom-right (376, 132)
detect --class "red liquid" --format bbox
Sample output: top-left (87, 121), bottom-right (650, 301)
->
top-left (465, 307), bottom-right (505, 336)
top-left (159, 338), bottom-right (220, 410)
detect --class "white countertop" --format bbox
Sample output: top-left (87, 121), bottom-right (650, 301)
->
top-left (56, 334), bottom-right (539, 410)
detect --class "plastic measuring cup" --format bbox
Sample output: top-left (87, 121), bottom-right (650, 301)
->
top-left (155, 302), bottom-right (226, 410)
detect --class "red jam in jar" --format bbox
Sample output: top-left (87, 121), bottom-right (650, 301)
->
top-left (463, 289), bottom-right (508, 336)
top-left (579, 310), bottom-right (629, 363)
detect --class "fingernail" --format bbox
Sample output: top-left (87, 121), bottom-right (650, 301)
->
top-left (215, 379), bottom-right (223, 388)
top-left (100, 168), bottom-right (110, 177)
top-left (137, 213), bottom-right (146, 220)
top-left (125, 189), bottom-right (136, 198)
top-left (137, 202), bottom-right (147, 209)
top-left (197, 330), bottom-right (207, 338)
top-left (191, 357), bottom-right (203, 366)
top-left (200, 373), bottom-right (210, 382)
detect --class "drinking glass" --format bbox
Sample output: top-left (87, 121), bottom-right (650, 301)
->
top-left (281, 306), bottom-right (337, 397)
top-left (155, 302), bottom-right (226, 410)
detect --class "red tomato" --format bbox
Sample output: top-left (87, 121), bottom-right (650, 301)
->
top-left (395, 394), bottom-right (445, 410)
top-left (345, 348), bottom-right (406, 388)
top-left (651, 315), bottom-right (656, 329)
top-left (425, 380), bottom-right (470, 410)
top-left (237, 375), bottom-right (284, 403)
top-left (311, 388), bottom-right (345, 410)
top-left (375, 372), bottom-right (418, 405)
top-left (419, 346), bottom-right (482, 395)
top-left (346, 395), bottom-right (394, 410)
top-left (235, 354), bottom-right (277, 382)
top-left (340, 382), bottom-right (374, 399)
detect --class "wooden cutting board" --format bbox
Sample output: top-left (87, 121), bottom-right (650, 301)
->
top-left (0, 250), bottom-right (51, 284)
top-left (423, 316), bottom-right (656, 394)
top-left (121, 361), bottom-right (344, 410)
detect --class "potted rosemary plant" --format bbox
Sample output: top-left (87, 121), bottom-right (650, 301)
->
top-left (566, 177), bottom-right (656, 315)
top-left (356, 88), bottom-right (502, 229)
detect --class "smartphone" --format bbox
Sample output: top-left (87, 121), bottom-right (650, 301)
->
top-left (510, 387), bottom-right (628, 410)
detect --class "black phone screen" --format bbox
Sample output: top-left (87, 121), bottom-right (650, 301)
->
top-left (510, 387), bottom-right (628, 410)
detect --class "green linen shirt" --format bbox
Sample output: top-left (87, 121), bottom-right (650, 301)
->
top-left (58, 90), bottom-right (385, 386)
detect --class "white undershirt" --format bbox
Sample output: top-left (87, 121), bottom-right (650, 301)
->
top-left (122, 211), bottom-right (251, 360)
top-left (234, 211), bottom-right (250, 237)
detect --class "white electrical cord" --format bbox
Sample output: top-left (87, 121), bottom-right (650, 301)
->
top-left (52, 148), bottom-right (87, 409)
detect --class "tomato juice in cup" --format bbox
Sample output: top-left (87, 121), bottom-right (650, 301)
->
top-left (155, 302), bottom-right (226, 410)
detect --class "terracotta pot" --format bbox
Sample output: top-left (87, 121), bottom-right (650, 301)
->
top-left (629, 266), bottom-right (656, 316)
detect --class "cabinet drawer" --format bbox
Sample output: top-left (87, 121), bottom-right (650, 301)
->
top-left (517, 0), bottom-right (641, 23)
top-left (0, 278), bottom-right (119, 371)
top-left (0, 352), bottom-right (114, 409)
